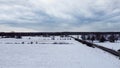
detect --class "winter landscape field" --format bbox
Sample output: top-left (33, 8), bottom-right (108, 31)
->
top-left (0, 36), bottom-right (120, 68)
top-left (0, 0), bottom-right (120, 68)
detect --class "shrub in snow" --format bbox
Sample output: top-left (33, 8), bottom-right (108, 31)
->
top-left (28, 37), bottom-right (31, 39)
top-left (15, 42), bottom-right (18, 44)
top-left (99, 36), bottom-right (106, 42)
top-left (108, 35), bottom-right (115, 43)
top-left (30, 42), bottom-right (33, 44)
top-left (15, 35), bottom-right (22, 39)
top-left (91, 35), bottom-right (95, 42)
top-left (87, 35), bottom-right (91, 40)
top-left (36, 42), bottom-right (38, 44)
top-left (81, 35), bottom-right (86, 40)
top-left (22, 42), bottom-right (24, 44)
top-left (53, 42), bottom-right (57, 44)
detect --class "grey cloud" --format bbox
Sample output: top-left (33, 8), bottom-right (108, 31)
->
top-left (0, 0), bottom-right (120, 32)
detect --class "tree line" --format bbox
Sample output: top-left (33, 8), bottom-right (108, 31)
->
top-left (81, 34), bottom-right (120, 43)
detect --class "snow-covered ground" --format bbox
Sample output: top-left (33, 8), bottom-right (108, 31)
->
top-left (95, 42), bottom-right (120, 51)
top-left (0, 36), bottom-right (120, 68)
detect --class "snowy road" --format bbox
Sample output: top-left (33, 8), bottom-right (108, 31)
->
top-left (0, 39), bottom-right (120, 68)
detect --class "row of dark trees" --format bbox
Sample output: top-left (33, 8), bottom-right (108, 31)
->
top-left (0, 35), bottom-right (22, 39)
top-left (0, 35), bottom-right (72, 40)
top-left (0, 32), bottom-right (120, 43)
top-left (81, 34), bottom-right (120, 43)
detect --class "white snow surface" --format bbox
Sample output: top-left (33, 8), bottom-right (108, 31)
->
top-left (0, 37), bottom-right (120, 68)
top-left (95, 42), bottom-right (120, 51)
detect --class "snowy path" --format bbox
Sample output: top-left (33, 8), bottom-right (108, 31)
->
top-left (0, 40), bottom-right (120, 68)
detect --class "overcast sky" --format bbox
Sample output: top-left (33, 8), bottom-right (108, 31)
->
top-left (0, 0), bottom-right (120, 32)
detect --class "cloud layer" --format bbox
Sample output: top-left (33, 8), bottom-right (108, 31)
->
top-left (0, 0), bottom-right (120, 32)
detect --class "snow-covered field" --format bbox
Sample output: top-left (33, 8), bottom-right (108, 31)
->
top-left (0, 36), bottom-right (120, 68)
top-left (95, 42), bottom-right (120, 51)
